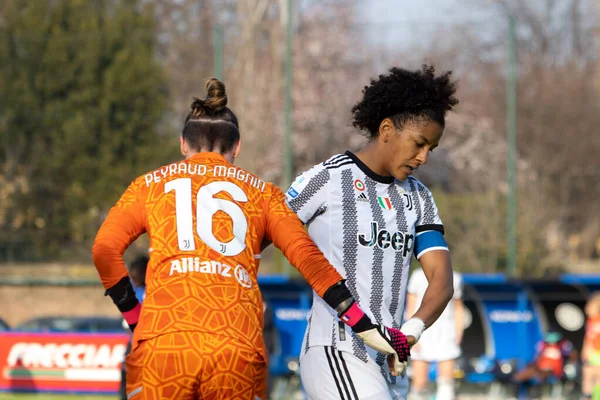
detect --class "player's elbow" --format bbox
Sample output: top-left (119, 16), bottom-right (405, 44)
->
top-left (435, 269), bottom-right (454, 305)
top-left (91, 239), bottom-right (117, 268)
top-left (441, 284), bottom-right (454, 306)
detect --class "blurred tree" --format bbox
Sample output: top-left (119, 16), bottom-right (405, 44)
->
top-left (412, 0), bottom-right (600, 273)
top-left (469, 0), bottom-right (600, 269)
top-left (0, 0), bottom-right (172, 261)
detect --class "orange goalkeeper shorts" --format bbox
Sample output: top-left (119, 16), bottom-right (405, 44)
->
top-left (125, 331), bottom-right (267, 400)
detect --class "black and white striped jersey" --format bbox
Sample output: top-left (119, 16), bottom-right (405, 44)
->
top-left (285, 151), bottom-right (447, 381)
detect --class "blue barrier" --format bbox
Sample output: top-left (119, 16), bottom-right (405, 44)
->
top-left (258, 273), bottom-right (597, 382)
top-left (258, 275), bottom-right (311, 376)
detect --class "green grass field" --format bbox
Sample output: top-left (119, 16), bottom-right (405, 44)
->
top-left (0, 394), bottom-right (115, 400)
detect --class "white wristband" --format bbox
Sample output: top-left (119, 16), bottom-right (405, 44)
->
top-left (400, 318), bottom-right (426, 343)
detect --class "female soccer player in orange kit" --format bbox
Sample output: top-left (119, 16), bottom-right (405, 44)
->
top-left (92, 78), bottom-right (412, 400)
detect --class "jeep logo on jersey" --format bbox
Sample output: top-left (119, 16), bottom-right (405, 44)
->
top-left (357, 222), bottom-right (414, 256)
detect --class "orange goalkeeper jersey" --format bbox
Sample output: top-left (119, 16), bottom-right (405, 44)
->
top-left (92, 153), bottom-right (343, 360)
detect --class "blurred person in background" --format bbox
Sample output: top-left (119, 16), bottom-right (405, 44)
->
top-left (405, 268), bottom-right (464, 400)
top-left (93, 78), bottom-right (411, 400)
top-left (582, 292), bottom-right (600, 399)
top-left (284, 65), bottom-right (458, 400)
top-left (120, 255), bottom-right (149, 400)
top-left (511, 327), bottom-right (578, 397)
top-left (129, 255), bottom-right (149, 302)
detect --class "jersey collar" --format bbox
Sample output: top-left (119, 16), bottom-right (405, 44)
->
top-left (344, 151), bottom-right (394, 184)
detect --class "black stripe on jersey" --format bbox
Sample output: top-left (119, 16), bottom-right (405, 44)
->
top-left (364, 176), bottom-right (387, 372)
top-left (408, 177), bottom-right (422, 222)
top-left (287, 167), bottom-right (330, 213)
top-left (388, 186), bottom-right (408, 328)
top-left (325, 160), bottom-right (354, 170)
top-left (341, 169), bottom-right (368, 363)
top-left (416, 224), bottom-right (445, 234)
top-left (365, 176), bottom-right (385, 323)
top-left (324, 347), bottom-right (347, 399)
top-left (337, 350), bottom-right (359, 400)
top-left (417, 181), bottom-right (437, 224)
top-left (387, 186), bottom-right (409, 385)
top-left (332, 319), bottom-right (337, 348)
top-left (329, 347), bottom-right (354, 400)
top-left (304, 313), bottom-right (312, 353)
top-left (324, 154), bottom-right (347, 164)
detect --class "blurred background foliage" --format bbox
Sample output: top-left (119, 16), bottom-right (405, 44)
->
top-left (0, 0), bottom-right (598, 276)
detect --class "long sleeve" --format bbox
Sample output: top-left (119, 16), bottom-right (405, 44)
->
top-left (265, 186), bottom-right (343, 297)
top-left (92, 179), bottom-right (147, 290)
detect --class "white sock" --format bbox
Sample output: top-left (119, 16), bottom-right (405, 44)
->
top-left (436, 378), bottom-right (455, 400)
top-left (409, 385), bottom-right (429, 400)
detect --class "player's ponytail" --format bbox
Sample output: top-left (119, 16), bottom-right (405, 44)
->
top-left (183, 78), bottom-right (240, 153)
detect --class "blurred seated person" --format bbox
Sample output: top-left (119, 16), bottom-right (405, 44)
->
top-left (512, 328), bottom-right (578, 385)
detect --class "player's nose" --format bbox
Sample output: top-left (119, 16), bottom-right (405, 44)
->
top-left (415, 148), bottom-right (429, 165)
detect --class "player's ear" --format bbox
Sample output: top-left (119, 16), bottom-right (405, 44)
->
top-left (233, 139), bottom-right (241, 158)
top-left (180, 136), bottom-right (188, 157)
top-left (379, 118), bottom-right (395, 143)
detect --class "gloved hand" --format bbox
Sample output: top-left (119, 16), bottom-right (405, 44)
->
top-left (322, 280), bottom-right (419, 376)
top-left (338, 301), bottom-right (410, 376)
top-left (353, 322), bottom-right (410, 377)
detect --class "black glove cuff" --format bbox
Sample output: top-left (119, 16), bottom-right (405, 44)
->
top-left (323, 280), bottom-right (353, 312)
top-left (351, 314), bottom-right (376, 333)
top-left (105, 276), bottom-right (139, 313)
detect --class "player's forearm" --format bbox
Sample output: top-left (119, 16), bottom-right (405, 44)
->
top-left (92, 206), bottom-right (145, 289)
top-left (92, 240), bottom-right (129, 290)
top-left (413, 283), bottom-right (453, 328)
top-left (285, 240), bottom-right (343, 297)
top-left (92, 225), bottom-right (142, 331)
top-left (270, 217), bottom-right (343, 297)
top-left (412, 251), bottom-right (454, 328)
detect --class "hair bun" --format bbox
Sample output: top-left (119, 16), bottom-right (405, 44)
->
top-left (189, 97), bottom-right (206, 118)
top-left (204, 78), bottom-right (227, 111)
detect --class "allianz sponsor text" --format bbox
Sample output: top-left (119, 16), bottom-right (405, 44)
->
top-left (169, 257), bottom-right (253, 288)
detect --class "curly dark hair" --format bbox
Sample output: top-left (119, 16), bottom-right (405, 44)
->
top-left (351, 65), bottom-right (459, 138)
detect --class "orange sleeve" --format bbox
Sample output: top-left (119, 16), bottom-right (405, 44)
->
top-left (92, 178), bottom-right (146, 290)
top-left (265, 185), bottom-right (343, 297)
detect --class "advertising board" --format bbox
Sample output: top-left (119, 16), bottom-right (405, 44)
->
top-left (0, 332), bottom-right (129, 394)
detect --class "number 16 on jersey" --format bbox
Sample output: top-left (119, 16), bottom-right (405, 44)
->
top-left (165, 179), bottom-right (249, 256)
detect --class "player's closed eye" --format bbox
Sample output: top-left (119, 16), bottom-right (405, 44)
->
top-left (416, 141), bottom-right (437, 153)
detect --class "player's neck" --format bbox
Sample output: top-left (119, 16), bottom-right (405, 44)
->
top-left (184, 150), bottom-right (234, 163)
top-left (354, 144), bottom-right (391, 178)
